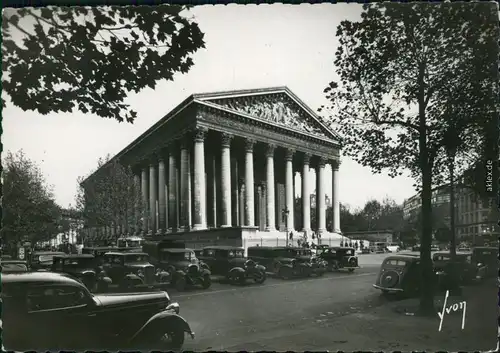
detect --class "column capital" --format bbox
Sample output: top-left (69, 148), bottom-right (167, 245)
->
top-left (221, 132), bottom-right (233, 147)
top-left (244, 139), bottom-right (255, 152)
top-left (318, 157), bottom-right (326, 168)
top-left (331, 159), bottom-right (341, 171)
top-left (265, 144), bottom-right (276, 157)
top-left (285, 149), bottom-right (294, 161)
top-left (193, 127), bottom-right (208, 142)
top-left (303, 153), bottom-right (311, 165)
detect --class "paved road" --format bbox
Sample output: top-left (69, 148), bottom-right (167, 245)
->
top-left (172, 266), bottom-right (388, 351)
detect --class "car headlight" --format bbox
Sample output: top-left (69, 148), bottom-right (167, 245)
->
top-left (137, 270), bottom-right (144, 278)
top-left (477, 263), bottom-right (483, 267)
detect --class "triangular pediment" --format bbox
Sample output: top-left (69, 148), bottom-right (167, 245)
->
top-left (194, 87), bottom-right (339, 142)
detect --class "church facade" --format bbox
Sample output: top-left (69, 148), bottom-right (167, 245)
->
top-left (83, 87), bottom-right (344, 248)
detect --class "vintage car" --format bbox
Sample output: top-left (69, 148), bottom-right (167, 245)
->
top-left (247, 246), bottom-right (326, 279)
top-left (198, 246), bottom-right (266, 284)
top-left (1, 259), bottom-right (29, 273)
top-left (102, 252), bottom-right (168, 289)
top-left (82, 247), bottom-right (120, 258)
top-left (117, 236), bottom-right (144, 249)
top-left (471, 246), bottom-right (498, 278)
top-left (313, 244), bottom-right (331, 256)
top-left (1, 272), bottom-right (194, 351)
top-left (51, 254), bottom-right (112, 292)
top-left (318, 246), bottom-right (360, 272)
top-left (145, 245), bottom-right (211, 291)
top-left (30, 251), bottom-right (66, 271)
top-left (373, 254), bottom-right (425, 296)
top-left (432, 251), bottom-right (486, 286)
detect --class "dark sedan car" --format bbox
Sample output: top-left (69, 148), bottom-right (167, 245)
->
top-left (102, 252), bottom-right (168, 289)
top-left (199, 246), bottom-right (266, 285)
top-left (1, 272), bottom-right (194, 351)
top-left (51, 254), bottom-right (112, 292)
top-left (1, 259), bottom-right (29, 273)
top-left (373, 254), bottom-right (425, 297)
top-left (30, 251), bottom-right (66, 271)
top-left (318, 247), bottom-right (360, 272)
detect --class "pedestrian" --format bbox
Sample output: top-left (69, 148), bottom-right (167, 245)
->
top-left (289, 231), bottom-right (293, 241)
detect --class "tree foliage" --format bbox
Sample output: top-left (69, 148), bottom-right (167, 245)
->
top-left (2, 5), bottom-right (205, 122)
top-left (75, 155), bottom-right (145, 235)
top-left (319, 2), bottom-right (497, 314)
top-left (2, 151), bottom-right (61, 246)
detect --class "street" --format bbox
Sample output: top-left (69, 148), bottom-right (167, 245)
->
top-left (169, 252), bottom-right (497, 351)
top-left (174, 266), bottom-right (386, 351)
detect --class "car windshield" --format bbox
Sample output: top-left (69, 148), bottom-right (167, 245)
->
top-left (2, 263), bottom-right (28, 272)
top-left (124, 254), bottom-right (149, 263)
top-left (164, 251), bottom-right (194, 261)
top-left (228, 250), bottom-right (244, 258)
top-left (63, 258), bottom-right (95, 268)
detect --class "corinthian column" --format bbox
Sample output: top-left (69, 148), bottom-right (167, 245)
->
top-left (317, 157), bottom-right (327, 233)
top-left (168, 147), bottom-right (178, 232)
top-left (133, 172), bottom-right (141, 235)
top-left (179, 140), bottom-right (190, 231)
top-left (332, 160), bottom-right (341, 233)
top-left (157, 157), bottom-right (166, 234)
top-left (285, 149), bottom-right (294, 232)
top-left (192, 128), bottom-right (207, 230)
top-left (302, 154), bottom-right (311, 234)
top-left (231, 157), bottom-right (239, 226)
top-left (265, 145), bottom-right (276, 232)
top-left (141, 166), bottom-right (148, 235)
top-left (220, 133), bottom-right (232, 227)
top-left (244, 139), bottom-right (255, 226)
top-left (149, 160), bottom-right (157, 235)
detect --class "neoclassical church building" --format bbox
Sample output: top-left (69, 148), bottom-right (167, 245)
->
top-left (82, 87), bottom-right (345, 249)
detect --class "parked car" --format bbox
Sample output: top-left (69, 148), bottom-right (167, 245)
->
top-left (198, 246), bottom-right (266, 285)
top-left (471, 246), bottom-right (498, 278)
top-left (373, 254), bottom-right (427, 297)
top-left (412, 244), bottom-right (420, 251)
top-left (51, 254), bottom-right (112, 292)
top-left (313, 244), bottom-right (331, 256)
top-left (361, 247), bottom-right (370, 254)
top-left (144, 244), bottom-right (211, 291)
top-left (247, 246), bottom-right (326, 279)
top-left (431, 245), bottom-right (440, 252)
top-left (102, 252), bottom-right (168, 289)
top-left (1, 259), bottom-right (29, 273)
top-left (30, 251), bottom-right (66, 271)
top-left (318, 246), bottom-right (360, 272)
top-left (1, 272), bottom-right (194, 351)
top-left (432, 251), bottom-right (486, 286)
top-left (386, 243), bottom-right (400, 253)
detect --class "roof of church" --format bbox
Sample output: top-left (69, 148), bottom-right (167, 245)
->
top-left (82, 86), bottom-right (340, 185)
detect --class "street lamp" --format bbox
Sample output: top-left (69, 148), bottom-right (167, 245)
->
top-left (282, 207), bottom-right (290, 246)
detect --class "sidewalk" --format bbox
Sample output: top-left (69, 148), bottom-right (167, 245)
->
top-left (319, 280), bottom-right (498, 351)
top-left (236, 280), bottom-right (499, 352)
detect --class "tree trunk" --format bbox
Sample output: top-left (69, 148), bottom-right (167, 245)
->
top-left (449, 159), bottom-right (456, 257)
top-left (417, 61), bottom-right (435, 315)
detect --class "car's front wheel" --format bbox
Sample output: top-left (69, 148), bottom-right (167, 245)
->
top-left (158, 329), bottom-right (185, 351)
top-left (201, 274), bottom-right (211, 289)
top-left (253, 271), bottom-right (266, 284)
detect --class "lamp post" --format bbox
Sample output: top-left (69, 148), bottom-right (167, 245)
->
top-left (282, 207), bottom-right (290, 246)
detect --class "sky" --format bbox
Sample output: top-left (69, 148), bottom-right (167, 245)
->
top-left (3, 3), bottom-right (416, 211)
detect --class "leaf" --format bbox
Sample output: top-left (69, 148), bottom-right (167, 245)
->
top-left (2, 6), bottom-right (205, 123)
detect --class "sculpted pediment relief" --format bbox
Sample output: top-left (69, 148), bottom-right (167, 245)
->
top-left (204, 92), bottom-right (333, 140)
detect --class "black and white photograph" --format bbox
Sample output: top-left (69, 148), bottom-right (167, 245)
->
top-left (2, 2), bottom-right (499, 351)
